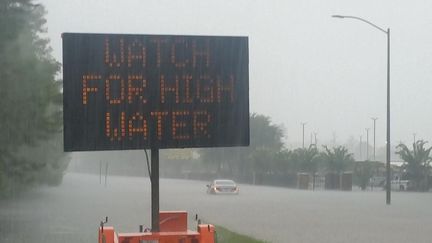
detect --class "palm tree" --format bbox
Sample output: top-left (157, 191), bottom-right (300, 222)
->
top-left (396, 140), bottom-right (432, 191)
top-left (291, 145), bottom-right (319, 172)
top-left (291, 145), bottom-right (320, 189)
top-left (320, 146), bottom-right (354, 190)
top-left (321, 146), bottom-right (354, 173)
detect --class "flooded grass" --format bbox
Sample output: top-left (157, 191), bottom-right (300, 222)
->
top-left (216, 225), bottom-right (268, 243)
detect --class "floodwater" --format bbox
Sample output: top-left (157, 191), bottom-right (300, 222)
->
top-left (1, 173), bottom-right (432, 243)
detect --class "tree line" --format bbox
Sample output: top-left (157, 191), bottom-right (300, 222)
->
top-left (198, 114), bottom-right (356, 187)
top-left (0, 0), bottom-right (68, 197)
top-left (197, 114), bottom-right (432, 191)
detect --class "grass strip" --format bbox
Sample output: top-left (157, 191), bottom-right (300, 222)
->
top-left (215, 225), bottom-right (268, 243)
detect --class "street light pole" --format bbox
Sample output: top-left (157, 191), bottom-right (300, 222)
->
top-left (386, 27), bottom-right (391, 205)
top-left (301, 122), bottom-right (307, 149)
top-left (371, 117), bottom-right (378, 160)
top-left (366, 128), bottom-right (370, 160)
top-left (332, 15), bottom-right (391, 205)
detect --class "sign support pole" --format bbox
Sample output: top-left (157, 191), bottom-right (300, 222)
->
top-left (151, 148), bottom-right (160, 232)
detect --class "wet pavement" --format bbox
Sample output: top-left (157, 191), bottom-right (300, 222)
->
top-left (1, 173), bottom-right (431, 243)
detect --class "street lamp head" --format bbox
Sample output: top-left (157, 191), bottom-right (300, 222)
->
top-left (331, 15), bottom-right (388, 34)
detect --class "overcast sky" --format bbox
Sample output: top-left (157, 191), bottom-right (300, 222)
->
top-left (41, 0), bottom-right (432, 149)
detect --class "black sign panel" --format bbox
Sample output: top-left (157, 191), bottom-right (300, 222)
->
top-left (63, 33), bottom-right (249, 151)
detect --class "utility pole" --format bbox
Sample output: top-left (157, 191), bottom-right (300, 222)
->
top-left (413, 133), bottom-right (416, 144)
top-left (314, 132), bottom-right (318, 146)
top-left (359, 135), bottom-right (362, 160)
top-left (371, 117), bottom-right (378, 160)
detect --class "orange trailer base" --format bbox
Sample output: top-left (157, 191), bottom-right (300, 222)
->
top-left (98, 211), bottom-right (215, 243)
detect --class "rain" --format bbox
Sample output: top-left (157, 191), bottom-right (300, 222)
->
top-left (1, 0), bottom-right (432, 242)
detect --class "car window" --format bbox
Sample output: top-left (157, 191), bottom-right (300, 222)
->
top-left (215, 180), bottom-right (236, 185)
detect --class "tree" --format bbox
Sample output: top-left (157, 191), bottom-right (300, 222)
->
top-left (199, 113), bottom-right (284, 178)
top-left (291, 145), bottom-right (319, 173)
top-left (0, 1), bottom-right (67, 196)
top-left (321, 146), bottom-right (354, 173)
top-left (396, 140), bottom-right (432, 191)
top-left (249, 148), bottom-right (274, 184)
top-left (249, 113), bottom-right (284, 151)
top-left (272, 149), bottom-right (293, 174)
top-left (290, 145), bottom-right (320, 189)
top-left (199, 147), bottom-right (237, 175)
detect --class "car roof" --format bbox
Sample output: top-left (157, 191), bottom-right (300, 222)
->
top-left (213, 179), bottom-right (236, 183)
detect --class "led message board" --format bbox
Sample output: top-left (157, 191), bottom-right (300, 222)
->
top-left (63, 33), bottom-right (249, 151)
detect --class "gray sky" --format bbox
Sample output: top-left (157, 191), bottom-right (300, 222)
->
top-left (41, 0), bottom-right (432, 148)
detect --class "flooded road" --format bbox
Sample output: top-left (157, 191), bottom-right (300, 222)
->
top-left (1, 173), bottom-right (432, 243)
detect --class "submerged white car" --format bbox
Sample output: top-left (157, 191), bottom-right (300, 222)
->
top-left (206, 179), bottom-right (239, 195)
